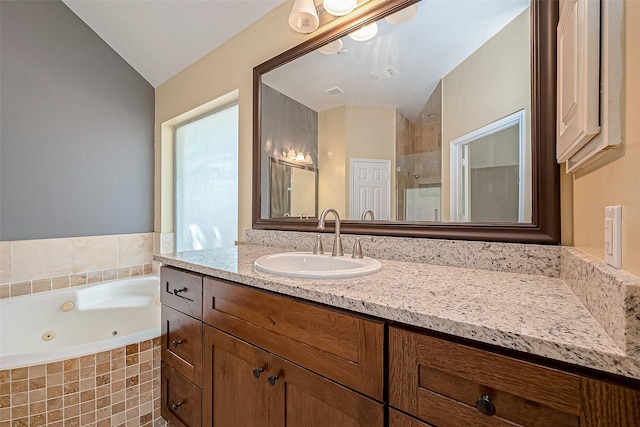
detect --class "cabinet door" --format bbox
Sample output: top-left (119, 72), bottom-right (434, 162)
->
top-left (203, 326), bottom-right (270, 426)
top-left (268, 355), bottom-right (384, 427)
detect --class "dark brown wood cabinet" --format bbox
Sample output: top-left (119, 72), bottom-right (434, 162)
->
top-left (389, 326), bottom-right (640, 427)
top-left (160, 267), bottom-right (204, 427)
top-left (160, 265), bottom-right (640, 427)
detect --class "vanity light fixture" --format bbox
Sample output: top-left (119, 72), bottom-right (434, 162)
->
top-left (288, 0), bottom-right (320, 33)
top-left (282, 147), bottom-right (314, 165)
top-left (384, 3), bottom-right (418, 24)
top-left (348, 22), bottom-right (378, 41)
top-left (323, 0), bottom-right (357, 17)
top-left (318, 38), bottom-right (343, 54)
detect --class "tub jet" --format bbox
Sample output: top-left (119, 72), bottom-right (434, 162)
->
top-left (42, 331), bottom-right (55, 341)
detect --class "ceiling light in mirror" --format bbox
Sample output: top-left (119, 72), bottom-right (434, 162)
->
top-left (318, 38), bottom-right (344, 54)
top-left (384, 4), bottom-right (418, 24)
top-left (323, 0), bottom-right (357, 16)
top-left (348, 22), bottom-right (378, 41)
top-left (289, 0), bottom-right (320, 33)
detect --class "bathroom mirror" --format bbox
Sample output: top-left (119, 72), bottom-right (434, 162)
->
top-left (253, 0), bottom-right (559, 243)
top-left (269, 158), bottom-right (318, 219)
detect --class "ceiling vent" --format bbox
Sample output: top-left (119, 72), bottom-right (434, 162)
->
top-left (370, 66), bottom-right (398, 82)
top-left (325, 87), bottom-right (344, 96)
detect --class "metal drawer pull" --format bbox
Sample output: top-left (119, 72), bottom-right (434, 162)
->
top-left (171, 401), bottom-right (183, 411)
top-left (172, 339), bottom-right (183, 348)
top-left (252, 368), bottom-right (264, 378)
top-left (267, 375), bottom-right (279, 386)
top-left (475, 395), bottom-right (496, 416)
top-left (172, 287), bottom-right (186, 296)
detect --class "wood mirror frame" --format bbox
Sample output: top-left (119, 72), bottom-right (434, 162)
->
top-left (252, 0), bottom-right (560, 244)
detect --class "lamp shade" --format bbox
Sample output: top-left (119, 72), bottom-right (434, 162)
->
top-left (349, 22), bottom-right (378, 41)
top-left (385, 4), bottom-right (418, 24)
top-left (323, 0), bottom-right (357, 16)
top-left (289, 0), bottom-right (319, 33)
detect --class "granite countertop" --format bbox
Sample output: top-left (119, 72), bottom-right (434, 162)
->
top-left (154, 245), bottom-right (640, 381)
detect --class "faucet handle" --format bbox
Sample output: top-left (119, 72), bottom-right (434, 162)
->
top-left (313, 235), bottom-right (324, 254)
top-left (352, 238), bottom-right (363, 259)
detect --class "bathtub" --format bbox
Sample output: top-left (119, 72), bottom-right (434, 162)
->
top-left (0, 275), bottom-right (161, 370)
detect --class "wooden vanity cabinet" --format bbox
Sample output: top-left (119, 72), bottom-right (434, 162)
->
top-left (160, 266), bottom-right (204, 427)
top-left (389, 326), bottom-right (640, 427)
top-left (201, 276), bottom-right (385, 426)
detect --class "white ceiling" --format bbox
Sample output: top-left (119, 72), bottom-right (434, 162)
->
top-left (62, 0), bottom-right (285, 87)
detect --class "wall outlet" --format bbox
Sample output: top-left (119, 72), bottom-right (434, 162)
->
top-left (604, 206), bottom-right (622, 269)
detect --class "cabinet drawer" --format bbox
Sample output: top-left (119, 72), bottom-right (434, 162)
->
top-left (202, 277), bottom-right (384, 401)
top-left (162, 305), bottom-right (202, 386)
top-left (389, 326), bottom-right (582, 427)
top-left (160, 266), bottom-right (203, 319)
top-left (161, 362), bottom-right (202, 427)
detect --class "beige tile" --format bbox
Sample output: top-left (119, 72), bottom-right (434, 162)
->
top-left (117, 267), bottom-right (131, 279)
top-left (12, 238), bottom-right (72, 282)
top-left (102, 269), bottom-right (117, 281)
top-left (117, 234), bottom-right (153, 267)
top-left (71, 236), bottom-right (117, 274)
top-left (131, 265), bottom-right (144, 276)
top-left (31, 278), bottom-right (52, 294)
top-left (0, 242), bottom-right (12, 284)
top-left (70, 274), bottom-right (86, 287)
top-left (86, 271), bottom-right (103, 284)
top-left (0, 285), bottom-right (8, 299)
top-left (51, 276), bottom-right (70, 290)
top-left (143, 264), bottom-right (152, 274)
top-left (10, 282), bottom-right (30, 297)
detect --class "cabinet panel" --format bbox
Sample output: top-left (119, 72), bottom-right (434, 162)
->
top-left (161, 362), bottom-right (202, 427)
top-left (580, 378), bottom-right (640, 427)
top-left (389, 327), bottom-right (582, 426)
top-left (269, 355), bottom-right (385, 427)
top-left (389, 409), bottom-right (432, 427)
top-left (203, 326), bottom-right (270, 426)
top-left (161, 266), bottom-right (203, 319)
top-left (162, 305), bottom-right (203, 386)
top-left (203, 277), bottom-right (384, 400)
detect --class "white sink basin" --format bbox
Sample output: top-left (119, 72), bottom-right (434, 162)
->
top-left (254, 252), bottom-right (382, 279)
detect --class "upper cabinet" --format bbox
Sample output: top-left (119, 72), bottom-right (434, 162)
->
top-left (556, 0), bottom-right (624, 172)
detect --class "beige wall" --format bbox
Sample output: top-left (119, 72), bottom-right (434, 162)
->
top-left (344, 105), bottom-right (396, 220)
top-left (571, 1), bottom-right (640, 276)
top-left (155, 3), bottom-right (310, 238)
top-left (441, 8), bottom-right (531, 222)
top-left (318, 106), bottom-right (348, 215)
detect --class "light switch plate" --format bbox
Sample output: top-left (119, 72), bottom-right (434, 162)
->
top-left (604, 206), bottom-right (622, 269)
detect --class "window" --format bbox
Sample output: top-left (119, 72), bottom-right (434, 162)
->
top-left (174, 104), bottom-right (238, 251)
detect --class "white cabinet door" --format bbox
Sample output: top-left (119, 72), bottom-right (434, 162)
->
top-left (556, 0), bottom-right (600, 163)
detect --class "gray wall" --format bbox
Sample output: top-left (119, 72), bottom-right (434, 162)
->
top-left (0, 0), bottom-right (154, 240)
top-left (260, 84), bottom-right (318, 219)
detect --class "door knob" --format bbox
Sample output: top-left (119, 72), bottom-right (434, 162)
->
top-left (268, 375), bottom-right (279, 386)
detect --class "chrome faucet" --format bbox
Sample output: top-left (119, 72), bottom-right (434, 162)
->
top-left (317, 208), bottom-right (343, 256)
top-left (361, 210), bottom-right (375, 220)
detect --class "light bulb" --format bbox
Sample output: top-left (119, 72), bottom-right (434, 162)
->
top-left (323, 0), bottom-right (357, 16)
top-left (348, 22), bottom-right (378, 42)
top-left (287, 148), bottom-right (297, 159)
top-left (295, 152), bottom-right (305, 162)
top-left (304, 153), bottom-right (313, 164)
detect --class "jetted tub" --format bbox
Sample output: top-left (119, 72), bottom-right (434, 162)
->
top-left (0, 275), bottom-right (161, 369)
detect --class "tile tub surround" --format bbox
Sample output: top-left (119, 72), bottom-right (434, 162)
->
top-left (0, 233), bottom-right (154, 299)
top-left (561, 247), bottom-right (640, 357)
top-left (0, 339), bottom-right (162, 427)
top-left (154, 245), bottom-right (640, 381)
top-left (245, 229), bottom-right (562, 277)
